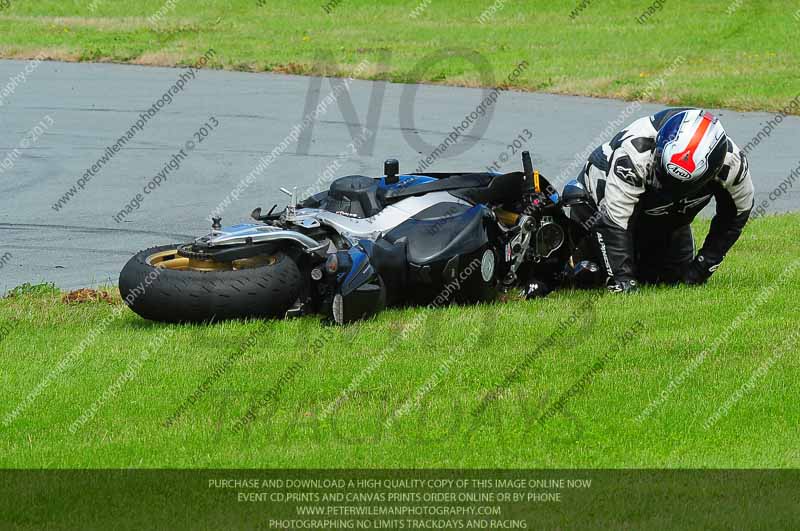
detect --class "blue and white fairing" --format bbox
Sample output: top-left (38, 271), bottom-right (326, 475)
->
top-left (288, 190), bottom-right (473, 243)
top-left (330, 243), bottom-right (387, 324)
top-left (324, 174), bottom-right (461, 322)
top-left (336, 246), bottom-right (372, 296)
top-left (195, 174), bottom-right (467, 250)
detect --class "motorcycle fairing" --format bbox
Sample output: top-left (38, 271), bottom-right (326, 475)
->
top-left (377, 174), bottom-right (438, 190)
top-left (380, 172), bottom-right (495, 202)
top-left (340, 247), bottom-right (372, 296)
top-left (330, 245), bottom-right (386, 324)
top-left (329, 202), bottom-right (497, 311)
top-left (302, 174), bottom-right (438, 220)
top-left (383, 203), bottom-right (494, 273)
top-left (289, 192), bottom-right (473, 242)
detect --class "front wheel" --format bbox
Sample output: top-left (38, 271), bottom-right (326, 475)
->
top-left (119, 245), bottom-right (303, 323)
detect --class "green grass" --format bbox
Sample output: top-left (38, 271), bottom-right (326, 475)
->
top-left (0, 0), bottom-right (798, 112)
top-left (1, 213), bottom-right (798, 469)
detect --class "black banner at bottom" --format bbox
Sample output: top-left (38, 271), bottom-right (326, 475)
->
top-left (1, 469), bottom-right (798, 529)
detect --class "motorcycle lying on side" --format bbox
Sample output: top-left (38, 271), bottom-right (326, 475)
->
top-left (119, 151), bottom-right (598, 324)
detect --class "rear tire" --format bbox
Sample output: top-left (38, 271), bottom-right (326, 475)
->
top-left (119, 245), bottom-right (303, 323)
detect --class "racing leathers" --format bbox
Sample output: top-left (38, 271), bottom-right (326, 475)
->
top-left (573, 108), bottom-right (754, 290)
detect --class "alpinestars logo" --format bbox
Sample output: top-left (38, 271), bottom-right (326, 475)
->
top-left (596, 232), bottom-right (613, 276)
top-left (617, 166), bottom-right (638, 183)
top-left (645, 194), bottom-right (713, 216)
top-left (613, 155), bottom-right (643, 187)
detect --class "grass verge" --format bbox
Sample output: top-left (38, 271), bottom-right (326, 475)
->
top-left (0, 0), bottom-right (798, 112)
top-left (0, 213), bottom-right (798, 468)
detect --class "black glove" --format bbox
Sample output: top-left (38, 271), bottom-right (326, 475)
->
top-left (682, 255), bottom-right (716, 285)
top-left (521, 280), bottom-right (551, 300)
top-left (607, 278), bottom-right (638, 294)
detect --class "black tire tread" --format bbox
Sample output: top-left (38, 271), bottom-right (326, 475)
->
top-left (119, 245), bottom-right (303, 323)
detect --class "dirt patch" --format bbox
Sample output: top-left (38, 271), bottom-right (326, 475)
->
top-left (270, 62), bottom-right (310, 75)
top-left (132, 50), bottom-right (185, 67)
top-left (62, 288), bottom-right (114, 305)
top-left (0, 46), bottom-right (82, 62)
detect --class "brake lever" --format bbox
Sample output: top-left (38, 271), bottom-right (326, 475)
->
top-left (251, 204), bottom-right (280, 222)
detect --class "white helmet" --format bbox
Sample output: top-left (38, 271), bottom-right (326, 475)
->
top-left (654, 109), bottom-right (728, 193)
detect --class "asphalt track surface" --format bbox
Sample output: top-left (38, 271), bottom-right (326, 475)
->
top-left (0, 60), bottom-right (798, 292)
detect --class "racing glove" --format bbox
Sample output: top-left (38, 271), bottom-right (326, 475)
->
top-left (685, 196), bottom-right (751, 286)
top-left (521, 279), bottom-right (552, 300)
top-left (681, 255), bottom-right (716, 286)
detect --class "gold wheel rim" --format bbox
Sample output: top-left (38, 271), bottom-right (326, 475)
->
top-left (146, 249), bottom-right (277, 271)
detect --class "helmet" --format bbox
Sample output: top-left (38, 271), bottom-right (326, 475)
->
top-left (654, 109), bottom-right (728, 195)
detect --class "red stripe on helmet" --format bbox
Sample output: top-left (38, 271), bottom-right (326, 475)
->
top-left (669, 112), bottom-right (714, 174)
